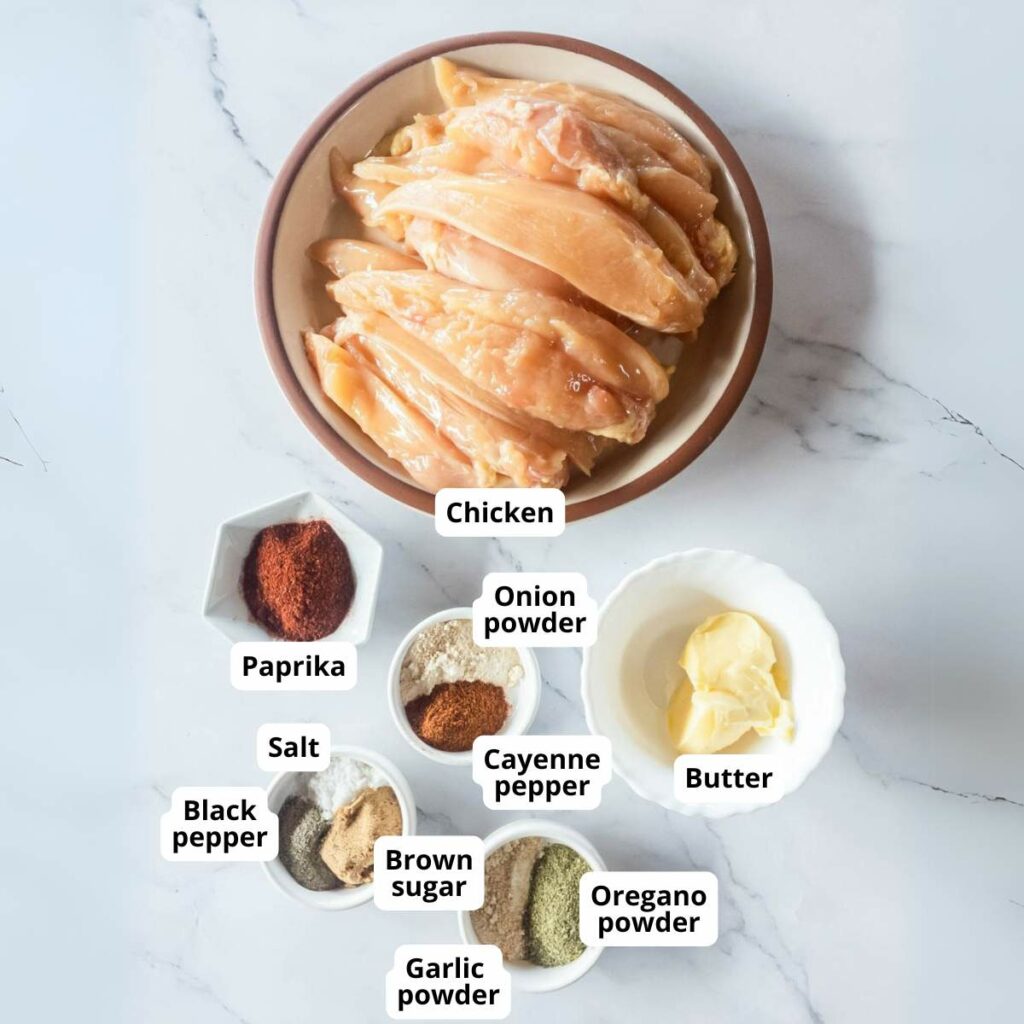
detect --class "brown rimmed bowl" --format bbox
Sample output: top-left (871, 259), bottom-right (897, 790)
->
top-left (254, 32), bottom-right (772, 522)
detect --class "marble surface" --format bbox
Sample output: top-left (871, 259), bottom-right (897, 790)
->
top-left (4, 1), bottom-right (1023, 1021)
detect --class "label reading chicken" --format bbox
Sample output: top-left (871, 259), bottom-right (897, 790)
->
top-left (435, 488), bottom-right (565, 538)
top-left (472, 572), bottom-right (596, 647)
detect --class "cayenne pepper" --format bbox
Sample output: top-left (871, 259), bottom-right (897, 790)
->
top-left (241, 519), bottom-right (355, 641)
top-left (405, 681), bottom-right (510, 752)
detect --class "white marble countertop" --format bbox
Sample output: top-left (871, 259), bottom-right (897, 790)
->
top-left (4, 1), bottom-right (1023, 1021)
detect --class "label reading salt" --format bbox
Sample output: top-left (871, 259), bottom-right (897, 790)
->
top-left (386, 944), bottom-right (510, 1020)
top-left (230, 641), bottom-right (356, 691)
top-left (673, 755), bottom-right (785, 806)
top-left (159, 786), bottom-right (278, 862)
top-left (435, 488), bottom-right (564, 538)
top-left (472, 572), bottom-right (596, 647)
top-left (256, 723), bottom-right (331, 772)
top-left (472, 735), bottom-right (612, 810)
top-left (374, 836), bottom-right (484, 911)
top-left (579, 871), bottom-right (718, 947)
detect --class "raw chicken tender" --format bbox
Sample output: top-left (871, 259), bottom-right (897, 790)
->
top-left (303, 331), bottom-right (479, 490)
top-left (330, 270), bottom-right (668, 442)
top-left (403, 218), bottom-right (576, 298)
top-left (433, 57), bottom-right (711, 188)
top-left (331, 312), bottom-right (577, 488)
top-left (443, 97), bottom-right (648, 216)
top-left (372, 174), bottom-right (704, 332)
top-left (307, 238), bottom-right (422, 276)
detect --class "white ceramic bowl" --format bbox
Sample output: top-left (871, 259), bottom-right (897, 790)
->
top-left (388, 607), bottom-right (541, 766)
top-left (202, 490), bottom-right (383, 645)
top-left (458, 818), bottom-right (606, 992)
top-left (581, 549), bottom-right (845, 817)
top-left (255, 33), bottom-right (772, 522)
top-left (262, 744), bottom-right (417, 910)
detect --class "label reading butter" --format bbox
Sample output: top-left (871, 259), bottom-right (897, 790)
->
top-left (472, 735), bottom-right (612, 810)
top-left (472, 572), bottom-right (596, 647)
top-left (374, 836), bottom-right (484, 911)
top-left (579, 871), bottom-right (718, 947)
top-left (256, 723), bottom-right (331, 772)
top-left (159, 787), bottom-right (278, 862)
top-left (435, 488), bottom-right (564, 538)
top-left (673, 755), bottom-right (784, 805)
top-left (386, 944), bottom-right (510, 1020)
top-left (230, 641), bottom-right (356, 691)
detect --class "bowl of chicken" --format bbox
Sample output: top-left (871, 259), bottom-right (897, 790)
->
top-left (255, 32), bottom-right (771, 521)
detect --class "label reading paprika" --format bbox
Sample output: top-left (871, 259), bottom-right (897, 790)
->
top-left (231, 641), bottom-right (356, 691)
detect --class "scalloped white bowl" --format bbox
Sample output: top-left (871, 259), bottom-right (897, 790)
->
top-left (581, 550), bottom-right (845, 817)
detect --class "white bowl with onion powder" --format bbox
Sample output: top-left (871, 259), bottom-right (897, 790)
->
top-left (388, 607), bottom-right (541, 765)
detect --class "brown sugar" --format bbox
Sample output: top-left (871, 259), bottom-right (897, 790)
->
top-left (319, 786), bottom-right (402, 885)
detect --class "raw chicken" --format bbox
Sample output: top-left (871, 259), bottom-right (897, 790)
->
top-left (332, 310), bottom-right (602, 475)
top-left (443, 97), bottom-right (648, 216)
top-left (329, 270), bottom-right (669, 442)
top-left (329, 149), bottom-right (404, 241)
top-left (303, 330), bottom-right (479, 490)
top-left (371, 174), bottom-right (704, 332)
top-left (354, 140), bottom-right (499, 184)
top-left (332, 312), bottom-right (575, 488)
top-left (641, 203), bottom-right (718, 305)
top-left (601, 126), bottom-right (735, 285)
top-left (307, 238), bottom-right (422, 276)
top-left (433, 57), bottom-right (711, 188)
top-left (403, 218), bottom-right (577, 298)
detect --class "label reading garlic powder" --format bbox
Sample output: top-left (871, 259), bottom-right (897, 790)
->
top-left (374, 836), bottom-right (484, 911)
top-left (159, 787), bottom-right (278, 861)
top-left (435, 488), bottom-right (565, 538)
top-left (472, 572), bottom-right (596, 647)
top-left (673, 755), bottom-right (785, 805)
top-left (385, 944), bottom-right (511, 1020)
top-left (472, 735), bottom-right (613, 810)
top-left (579, 871), bottom-right (719, 947)
top-left (230, 641), bottom-right (356, 691)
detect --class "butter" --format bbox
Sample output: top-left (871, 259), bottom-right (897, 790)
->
top-left (667, 612), bottom-right (793, 754)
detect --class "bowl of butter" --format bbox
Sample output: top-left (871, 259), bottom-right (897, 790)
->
top-left (581, 549), bottom-right (845, 816)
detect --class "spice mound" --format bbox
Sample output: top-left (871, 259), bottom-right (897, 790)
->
top-left (241, 519), bottom-right (354, 641)
top-left (321, 786), bottom-right (402, 885)
top-left (406, 681), bottom-right (509, 752)
top-left (275, 753), bottom-right (403, 892)
top-left (400, 618), bottom-right (520, 752)
top-left (471, 838), bottom-right (592, 968)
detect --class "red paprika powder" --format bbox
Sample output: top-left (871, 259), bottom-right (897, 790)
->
top-left (241, 519), bottom-right (354, 641)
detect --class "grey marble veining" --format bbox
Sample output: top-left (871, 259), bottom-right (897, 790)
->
top-left (3, 1), bottom-right (1022, 1022)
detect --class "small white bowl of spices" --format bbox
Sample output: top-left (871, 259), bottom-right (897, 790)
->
top-left (460, 818), bottom-right (606, 993)
top-left (263, 744), bottom-right (416, 910)
top-left (388, 608), bottom-right (541, 766)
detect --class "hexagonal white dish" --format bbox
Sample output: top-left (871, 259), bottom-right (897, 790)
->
top-left (202, 491), bottom-right (383, 644)
top-left (581, 549), bottom-right (845, 817)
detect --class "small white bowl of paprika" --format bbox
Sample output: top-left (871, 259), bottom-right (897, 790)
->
top-left (202, 490), bottom-right (383, 645)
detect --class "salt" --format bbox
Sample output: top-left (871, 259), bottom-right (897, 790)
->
top-left (304, 754), bottom-right (390, 818)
